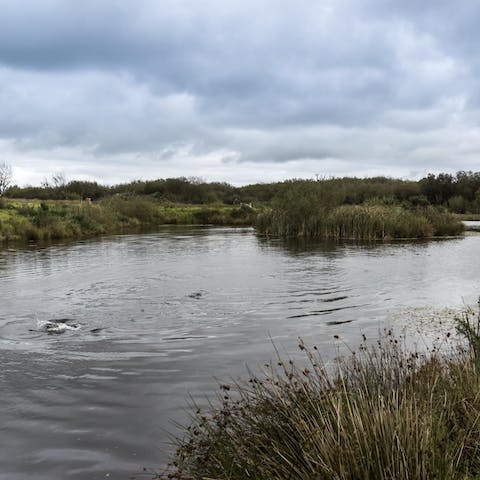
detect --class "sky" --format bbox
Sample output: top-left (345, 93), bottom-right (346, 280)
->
top-left (1, 0), bottom-right (479, 186)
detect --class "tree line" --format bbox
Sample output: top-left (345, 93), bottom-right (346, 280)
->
top-left (2, 170), bottom-right (480, 213)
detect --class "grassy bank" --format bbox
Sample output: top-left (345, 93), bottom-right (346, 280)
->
top-left (0, 195), bottom-right (465, 244)
top-left (163, 308), bottom-right (480, 480)
top-left (257, 204), bottom-right (464, 239)
top-left (0, 197), bottom-right (256, 243)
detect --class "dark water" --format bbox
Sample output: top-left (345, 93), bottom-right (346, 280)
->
top-left (1, 227), bottom-right (479, 479)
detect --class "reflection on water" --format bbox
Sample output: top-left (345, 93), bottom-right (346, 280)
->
top-left (463, 220), bottom-right (480, 231)
top-left (0, 227), bottom-right (479, 479)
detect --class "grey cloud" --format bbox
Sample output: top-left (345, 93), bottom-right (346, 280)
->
top-left (0, 0), bottom-right (479, 185)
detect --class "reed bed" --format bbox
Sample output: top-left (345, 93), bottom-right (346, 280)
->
top-left (257, 204), bottom-right (463, 239)
top-left (162, 308), bottom-right (480, 480)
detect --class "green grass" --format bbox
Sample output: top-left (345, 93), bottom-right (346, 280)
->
top-left (0, 197), bottom-right (257, 244)
top-left (0, 198), bottom-right (467, 247)
top-left (162, 306), bottom-right (480, 480)
top-left (0, 194), bottom-right (465, 244)
top-left (157, 203), bottom-right (256, 226)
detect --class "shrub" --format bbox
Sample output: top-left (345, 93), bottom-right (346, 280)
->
top-left (101, 196), bottom-right (162, 224)
top-left (163, 320), bottom-right (480, 480)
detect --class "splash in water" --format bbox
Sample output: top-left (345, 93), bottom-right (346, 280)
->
top-left (36, 319), bottom-right (80, 334)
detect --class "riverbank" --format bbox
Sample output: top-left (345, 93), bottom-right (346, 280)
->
top-left (162, 308), bottom-right (480, 480)
top-left (457, 213), bottom-right (480, 221)
top-left (0, 197), bottom-right (257, 243)
top-left (0, 197), bottom-right (466, 244)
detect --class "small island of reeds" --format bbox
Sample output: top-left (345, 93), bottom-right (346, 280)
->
top-left (161, 306), bottom-right (480, 480)
top-left (255, 179), bottom-right (464, 239)
top-left (257, 203), bottom-right (463, 239)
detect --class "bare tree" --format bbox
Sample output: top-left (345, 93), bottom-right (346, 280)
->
top-left (0, 160), bottom-right (12, 196)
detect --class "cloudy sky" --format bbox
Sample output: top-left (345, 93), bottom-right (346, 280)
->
top-left (1, 0), bottom-right (479, 186)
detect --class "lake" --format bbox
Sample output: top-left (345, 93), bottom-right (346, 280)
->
top-left (1, 227), bottom-right (479, 479)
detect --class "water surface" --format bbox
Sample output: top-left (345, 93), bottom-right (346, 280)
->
top-left (1, 228), bottom-right (479, 479)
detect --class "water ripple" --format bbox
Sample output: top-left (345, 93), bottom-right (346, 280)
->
top-left (0, 229), bottom-right (479, 479)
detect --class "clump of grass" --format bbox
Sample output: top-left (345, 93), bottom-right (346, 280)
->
top-left (455, 298), bottom-right (480, 372)
top-left (162, 316), bottom-right (480, 480)
top-left (257, 204), bottom-right (463, 239)
top-left (100, 195), bottom-right (165, 225)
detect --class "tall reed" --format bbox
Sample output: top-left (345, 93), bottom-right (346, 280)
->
top-left (257, 204), bottom-right (463, 239)
top-left (162, 323), bottom-right (480, 480)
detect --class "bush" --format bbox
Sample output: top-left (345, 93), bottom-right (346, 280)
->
top-left (101, 196), bottom-right (162, 224)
